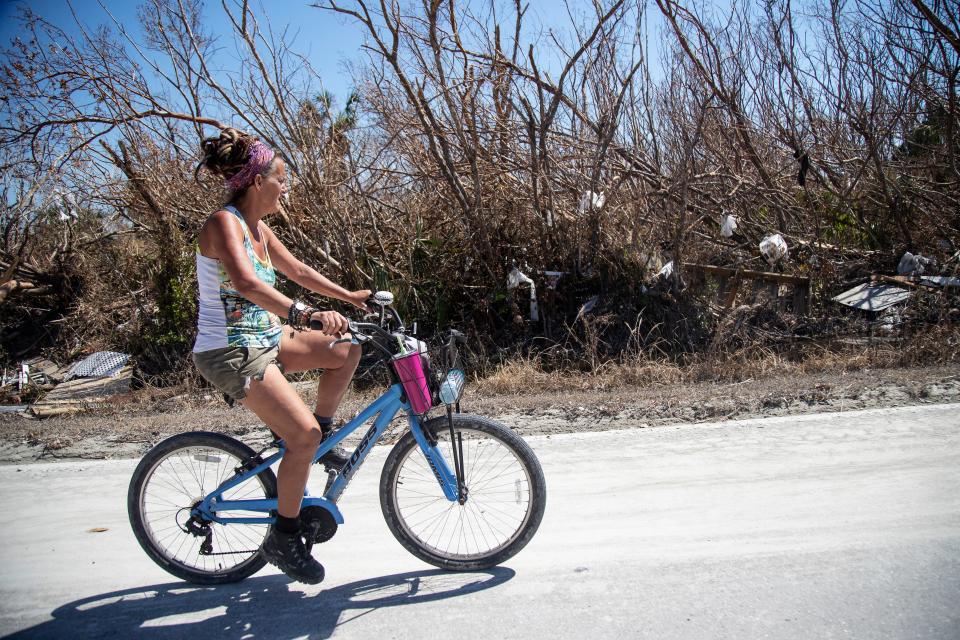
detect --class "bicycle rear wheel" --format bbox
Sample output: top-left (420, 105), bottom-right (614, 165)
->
top-left (127, 431), bottom-right (277, 584)
top-left (380, 414), bottom-right (546, 570)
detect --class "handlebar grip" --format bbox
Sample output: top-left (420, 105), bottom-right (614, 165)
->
top-left (309, 318), bottom-right (325, 331)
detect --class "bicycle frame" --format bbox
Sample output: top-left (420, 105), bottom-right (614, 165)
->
top-left (193, 383), bottom-right (459, 526)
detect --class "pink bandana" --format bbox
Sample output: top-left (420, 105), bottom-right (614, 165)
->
top-left (225, 141), bottom-right (275, 191)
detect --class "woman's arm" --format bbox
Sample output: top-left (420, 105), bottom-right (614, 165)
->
top-left (202, 211), bottom-right (293, 316)
top-left (262, 223), bottom-right (370, 310)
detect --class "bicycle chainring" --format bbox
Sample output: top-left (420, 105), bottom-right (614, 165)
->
top-left (300, 506), bottom-right (338, 546)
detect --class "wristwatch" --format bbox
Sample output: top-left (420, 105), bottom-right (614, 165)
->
top-left (289, 300), bottom-right (311, 329)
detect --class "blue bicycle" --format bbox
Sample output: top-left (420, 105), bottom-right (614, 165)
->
top-left (127, 293), bottom-right (547, 584)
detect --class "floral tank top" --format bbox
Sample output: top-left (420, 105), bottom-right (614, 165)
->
top-left (193, 206), bottom-right (283, 351)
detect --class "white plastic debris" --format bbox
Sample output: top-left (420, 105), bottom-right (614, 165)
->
top-left (575, 295), bottom-right (600, 321)
top-left (897, 251), bottom-right (935, 276)
top-left (921, 275), bottom-right (960, 288)
top-left (17, 363), bottom-right (29, 391)
top-left (759, 234), bottom-right (789, 266)
top-left (507, 266), bottom-right (532, 290)
top-left (720, 214), bottom-right (738, 238)
top-left (545, 209), bottom-right (554, 228)
top-left (878, 308), bottom-right (905, 333)
top-left (578, 191), bottom-right (605, 215)
top-left (507, 267), bottom-right (539, 322)
top-left (657, 261), bottom-right (675, 279)
top-left (402, 336), bottom-right (428, 354)
top-left (56, 190), bottom-right (78, 222)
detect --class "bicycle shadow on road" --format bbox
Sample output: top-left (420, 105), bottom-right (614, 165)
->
top-left (7, 567), bottom-right (515, 639)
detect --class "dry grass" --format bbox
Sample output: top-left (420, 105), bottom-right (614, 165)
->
top-left (474, 355), bottom-right (682, 396)
top-left (473, 324), bottom-right (960, 395)
top-left (36, 323), bottom-right (955, 409)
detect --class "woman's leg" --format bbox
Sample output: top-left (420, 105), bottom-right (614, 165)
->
top-left (241, 365), bottom-right (327, 584)
top-left (277, 327), bottom-right (362, 419)
top-left (240, 364), bottom-right (321, 517)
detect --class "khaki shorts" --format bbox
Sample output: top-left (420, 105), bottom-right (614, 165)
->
top-left (192, 344), bottom-right (284, 405)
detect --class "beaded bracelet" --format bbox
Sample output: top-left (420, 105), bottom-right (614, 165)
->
top-left (288, 300), bottom-right (318, 330)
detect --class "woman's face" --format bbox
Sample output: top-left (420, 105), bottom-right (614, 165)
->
top-left (257, 158), bottom-right (287, 213)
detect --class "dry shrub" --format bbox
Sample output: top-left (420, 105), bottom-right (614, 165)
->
top-left (709, 304), bottom-right (794, 353)
top-left (879, 323), bottom-right (960, 367)
top-left (473, 359), bottom-right (572, 396)
top-left (2, 0), bottom-right (958, 384)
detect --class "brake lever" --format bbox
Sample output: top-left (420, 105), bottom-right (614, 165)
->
top-left (330, 322), bottom-right (370, 349)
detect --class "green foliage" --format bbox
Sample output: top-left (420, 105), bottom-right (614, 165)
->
top-left (138, 250), bottom-right (197, 382)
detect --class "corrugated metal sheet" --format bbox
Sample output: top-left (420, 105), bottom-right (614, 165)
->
top-left (832, 282), bottom-right (912, 312)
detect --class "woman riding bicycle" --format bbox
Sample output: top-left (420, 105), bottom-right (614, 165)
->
top-left (193, 128), bottom-right (369, 583)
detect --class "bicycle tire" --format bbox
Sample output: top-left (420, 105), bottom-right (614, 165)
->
top-left (380, 414), bottom-right (546, 570)
top-left (127, 431), bottom-right (277, 584)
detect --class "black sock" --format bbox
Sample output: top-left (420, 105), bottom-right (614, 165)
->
top-left (275, 513), bottom-right (300, 535)
top-left (315, 415), bottom-right (333, 434)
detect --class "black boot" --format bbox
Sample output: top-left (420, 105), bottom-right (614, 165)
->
top-left (260, 528), bottom-right (325, 584)
top-left (316, 418), bottom-right (350, 470)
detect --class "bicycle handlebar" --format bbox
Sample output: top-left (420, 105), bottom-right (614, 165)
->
top-left (310, 319), bottom-right (391, 341)
top-left (307, 291), bottom-right (464, 359)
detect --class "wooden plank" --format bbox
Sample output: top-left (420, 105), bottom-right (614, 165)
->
top-left (30, 405), bottom-right (84, 418)
top-left (871, 274), bottom-right (921, 289)
top-left (31, 366), bottom-right (133, 409)
top-left (686, 263), bottom-right (810, 286)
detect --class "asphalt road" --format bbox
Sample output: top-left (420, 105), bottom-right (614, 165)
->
top-left (0, 404), bottom-right (958, 639)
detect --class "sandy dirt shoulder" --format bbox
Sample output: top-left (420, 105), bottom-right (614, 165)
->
top-left (0, 364), bottom-right (958, 464)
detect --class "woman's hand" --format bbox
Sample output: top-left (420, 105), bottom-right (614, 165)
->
top-left (310, 310), bottom-right (349, 336)
top-left (346, 289), bottom-right (373, 312)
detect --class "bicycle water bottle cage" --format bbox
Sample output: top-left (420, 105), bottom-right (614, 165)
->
top-left (233, 436), bottom-right (280, 475)
top-left (234, 453), bottom-right (265, 476)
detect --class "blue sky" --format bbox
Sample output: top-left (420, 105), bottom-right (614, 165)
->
top-left (0, 0), bottom-right (591, 105)
top-left (0, 0), bottom-right (373, 101)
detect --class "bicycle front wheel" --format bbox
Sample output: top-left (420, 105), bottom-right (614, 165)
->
top-left (127, 431), bottom-right (277, 584)
top-left (380, 414), bottom-right (546, 570)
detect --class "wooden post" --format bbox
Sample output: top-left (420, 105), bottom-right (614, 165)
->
top-left (723, 275), bottom-right (741, 308)
top-left (684, 263), bottom-right (811, 313)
